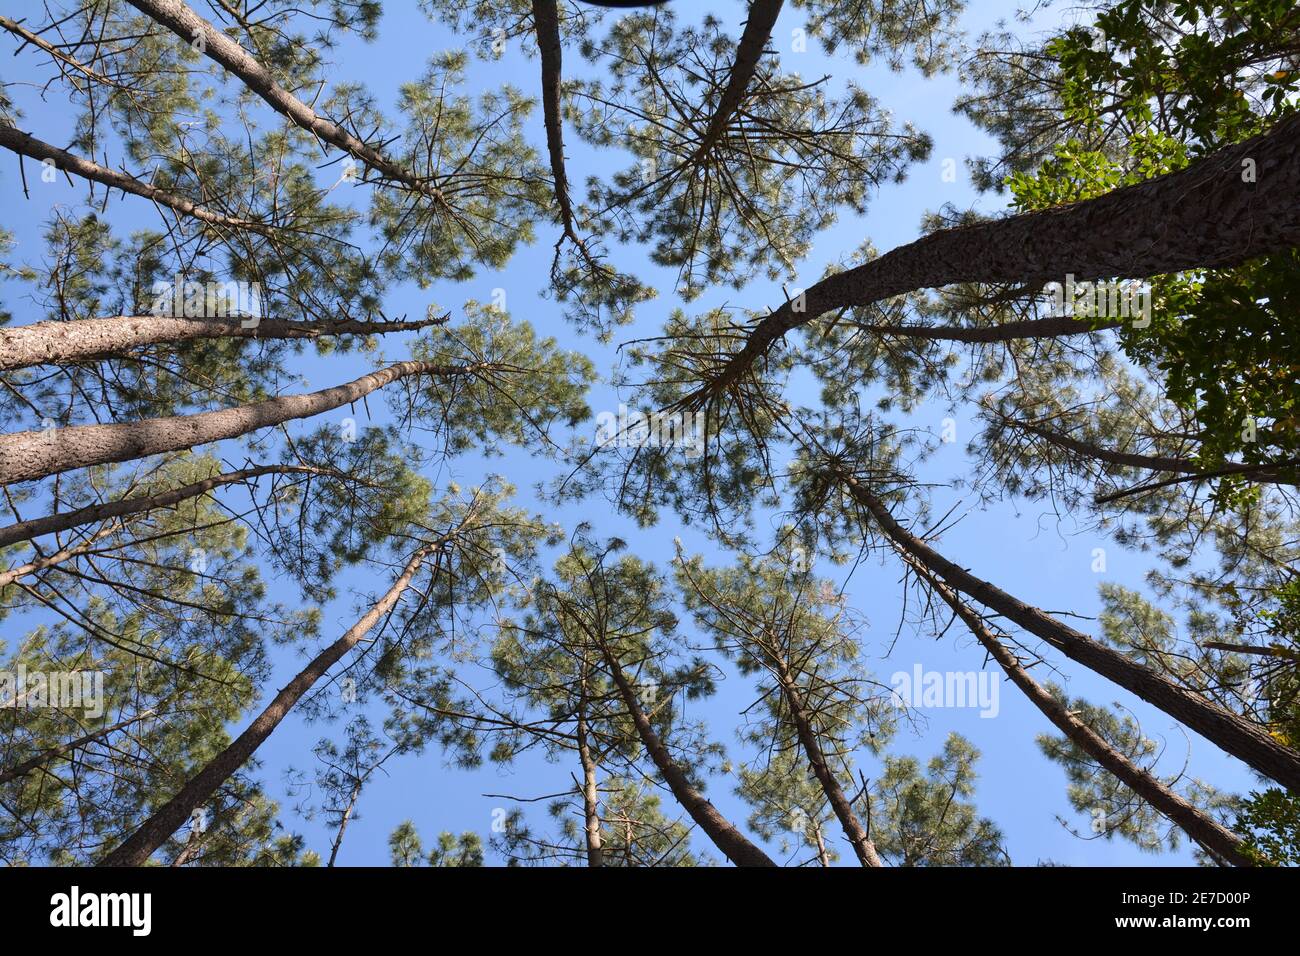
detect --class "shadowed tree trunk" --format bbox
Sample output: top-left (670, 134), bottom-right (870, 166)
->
top-left (690, 111), bottom-right (1300, 404)
top-left (690, 0), bottom-right (786, 163)
top-left (770, 656), bottom-right (883, 867)
top-left (830, 463), bottom-right (1300, 793)
top-left (596, 640), bottom-right (776, 866)
top-left (0, 360), bottom-right (484, 486)
top-left (905, 555), bottom-right (1253, 866)
top-left (100, 540), bottom-right (440, 866)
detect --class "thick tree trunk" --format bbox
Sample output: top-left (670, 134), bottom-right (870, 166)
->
top-left (597, 643), bottom-right (776, 866)
top-left (0, 124), bottom-right (270, 234)
top-left (0, 463), bottom-right (348, 549)
top-left (0, 360), bottom-right (478, 486)
top-left (127, 0), bottom-right (439, 198)
top-left (909, 557), bottom-right (1252, 866)
top-left (833, 466), bottom-right (1300, 793)
top-left (0, 313), bottom-right (445, 372)
top-left (772, 659), bottom-right (883, 867)
top-left (100, 542), bottom-right (437, 866)
top-left (692, 111), bottom-right (1300, 403)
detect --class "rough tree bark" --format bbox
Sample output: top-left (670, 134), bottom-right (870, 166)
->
top-left (906, 556), bottom-right (1253, 866)
top-left (690, 111), bottom-right (1300, 404)
top-left (0, 361), bottom-right (482, 486)
top-left (596, 641), bottom-right (776, 866)
top-left (0, 313), bottom-right (446, 372)
top-left (831, 465), bottom-right (1300, 793)
top-left (771, 656), bottom-right (883, 867)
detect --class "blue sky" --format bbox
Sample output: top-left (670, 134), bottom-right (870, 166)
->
top-left (0, 0), bottom-right (1257, 865)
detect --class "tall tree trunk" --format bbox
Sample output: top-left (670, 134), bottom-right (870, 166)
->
top-left (326, 778), bottom-right (364, 868)
top-left (689, 0), bottom-right (785, 163)
top-left (689, 111), bottom-right (1300, 404)
top-left (531, 0), bottom-right (577, 239)
top-left (0, 313), bottom-right (445, 372)
top-left (100, 541), bottom-right (438, 866)
top-left (906, 555), bottom-right (1252, 866)
top-left (0, 124), bottom-right (270, 234)
top-left (0, 463), bottom-right (350, 549)
top-left (771, 657), bottom-right (883, 867)
top-left (0, 360), bottom-right (480, 486)
top-left (575, 707), bottom-right (604, 868)
top-left (831, 465), bottom-right (1300, 792)
top-left (127, 0), bottom-right (440, 199)
top-left (596, 642), bottom-right (776, 866)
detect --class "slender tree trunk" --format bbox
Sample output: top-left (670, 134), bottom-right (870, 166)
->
top-left (860, 314), bottom-right (1119, 343)
top-left (127, 0), bottom-right (440, 199)
top-left (0, 313), bottom-right (446, 372)
top-left (0, 524), bottom-right (117, 589)
top-left (690, 111), bottom-right (1300, 404)
top-left (690, 0), bottom-right (785, 163)
top-left (771, 658), bottom-right (883, 867)
top-left (831, 466), bottom-right (1300, 792)
top-left (907, 556), bottom-right (1252, 866)
top-left (100, 541), bottom-right (438, 866)
top-left (575, 708), bottom-right (604, 868)
top-left (0, 463), bottom-right (350, 549)
top-left (0, 360), bottom-right (480, 486)
top-left (0, 124), bottom-right (270, 233)
top-left (812, 820), bottom-right (831, 867)
top-left (596, 642), bottom-right (776, 866)
top-left (1001, 418), bottom-right (1296, 487)
top-left (327, 778), bottom-right (364, 868)
top-left (531, 0), bottom-right (578, 237)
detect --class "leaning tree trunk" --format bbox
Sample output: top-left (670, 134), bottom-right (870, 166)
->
top-left (0, 313), bottom-right (446, 372)
top-left (0, 463), bottom-right (350, 548)
top-left (597, 642), bottom-right (776, 866)
top-left (772, 658), bottom-right (883, 867)
top-left (906, 555), bottom-right (1252, 866)
top-left (0, 360), bottom-right (481, 486)
top-left (0, 124), bottom-right (271, 234)
top-left (691, 111), bottom-right (1300, 404)
top-left (100, 541), bottom-right (438, 866)
top-left (832, 466), bottom-right (1300, 793)
top-left (127, 0), bottom-right (438, 198)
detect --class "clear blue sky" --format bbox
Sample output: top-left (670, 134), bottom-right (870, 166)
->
top-left (0, 0), bottom-right (1255, 865)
